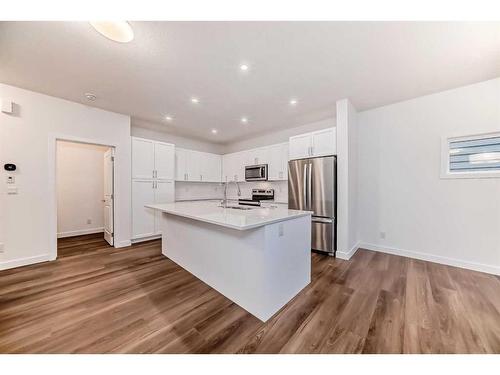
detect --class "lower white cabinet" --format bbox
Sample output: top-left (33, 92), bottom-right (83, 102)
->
top-left (132, 179), bottom-right (174, 239)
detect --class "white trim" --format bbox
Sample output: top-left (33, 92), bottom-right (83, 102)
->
top-left (115, 240), bottom-right (132, 248)
top-left (131, 235), bottom-right (162, 244)
top-left (49, 133), bottom-right (118, 260)
top-left (57, 228), bottom-right (104, 238)
top-left (336, 240), bottom-right (360, 260)
top-left (0, 254), bottom-right (51, 271)
top-left (360, 242), bottom-right (500, 276)
top-left (440, 131), bottom-right (500, 179)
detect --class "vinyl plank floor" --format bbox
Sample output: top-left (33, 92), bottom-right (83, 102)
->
top-left (1, 234), bottom-right (499, 354)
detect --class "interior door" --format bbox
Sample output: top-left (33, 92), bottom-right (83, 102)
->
top-left (154, 142), bottom-right (175, 180)
top-left (103, 148), bottom-right (114, 246)
top-left (309, 156), bottom-right (335, 218)
top-left (287, 159), bottom-right (308, 210)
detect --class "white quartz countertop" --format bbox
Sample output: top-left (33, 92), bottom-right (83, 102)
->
top-left (145, 200), bottom-right (311, 230)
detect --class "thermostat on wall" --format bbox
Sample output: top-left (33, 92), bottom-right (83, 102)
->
top-left (4, 163), bottom-right (16, 171)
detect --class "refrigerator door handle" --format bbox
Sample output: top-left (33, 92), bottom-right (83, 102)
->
top-left (303, 163), bottom-right (307, 210)
top-left (312, 217), bottom-right (333, 224)
top-left (307, 163), bottom-right (312, 211)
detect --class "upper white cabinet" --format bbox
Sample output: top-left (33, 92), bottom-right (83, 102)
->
top-left (289, 127), bottom-right (336, 160)
top-left (223, 143), bottom-right (288, 182)
top-left (175, 148), bottom-right (222, 183)
top-left (132, 138), bottom-right (155, 179)
top-left (154, 142), bottom-right (175, 180)
top-left (132, 137), bottom-right (175, 180)
top-left (222, 151), bottom-right (246, 182)
top-left (267, 143), bottom-right (288, 181)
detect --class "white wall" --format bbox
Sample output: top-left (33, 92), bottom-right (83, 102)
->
top-left (336, 99), bottom-right (360, 259)
top-left (357, 78), bottom-right (500, 275)
top-left (224, 118), bottom-right (335, 153)
top-left (56, 141), bottom-right (109, 238)
top-left (0, 83), bottom-right (131, 270)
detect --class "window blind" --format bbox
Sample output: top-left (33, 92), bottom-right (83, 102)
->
top-left (449, 135), bottom-right (500, 172)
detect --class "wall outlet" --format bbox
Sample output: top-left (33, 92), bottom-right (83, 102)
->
top-left (87, 219), bottom-right (92, 225)
top-left (380, 231), bottom-right (386, 240)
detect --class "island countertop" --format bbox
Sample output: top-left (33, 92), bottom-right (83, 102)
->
top-left (146, 200), bottom-right (311, 230)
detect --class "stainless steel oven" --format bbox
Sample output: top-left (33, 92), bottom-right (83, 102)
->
top-left (245, 164), bottom-right (268, 181)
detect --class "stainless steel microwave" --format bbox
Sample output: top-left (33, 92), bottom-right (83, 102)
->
top-left (245, 164), bottom-right (268, 181)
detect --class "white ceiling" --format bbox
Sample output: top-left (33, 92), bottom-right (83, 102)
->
top-left (1, 21), bottom-right (499, 144)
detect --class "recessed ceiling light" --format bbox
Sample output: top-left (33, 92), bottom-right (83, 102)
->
top-left (211, 129), bottom-right (218, 134)
top-left (289, 99), bottom-right (298, 106)
top-left (165, 115), bottom-right (173, 122)
top-left (241, 117), bottom-right (248, 124)
top-left (191, 97), bottom-right (200, 104)
top-left (84, 92), bottom-right (97, 101)
top-left (89, 21), bottom-right (134, 43)
top-left (240, 64), bottom-right (249, 71)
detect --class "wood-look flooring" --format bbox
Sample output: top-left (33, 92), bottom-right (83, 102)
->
top-left (0, 233), bottom-right (499, 354)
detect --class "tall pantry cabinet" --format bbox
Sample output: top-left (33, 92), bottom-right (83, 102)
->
top-left (131, 137), bottom-right (175, 240)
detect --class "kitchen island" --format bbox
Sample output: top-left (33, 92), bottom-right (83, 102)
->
top-left (146, 200), bottom-right (312, 321)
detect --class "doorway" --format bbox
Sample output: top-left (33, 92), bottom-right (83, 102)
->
top-left (55, 140), bottom-right (115, 258)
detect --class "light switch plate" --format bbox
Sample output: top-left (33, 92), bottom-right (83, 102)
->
top-left (1, 99), bottom-right (13, 114)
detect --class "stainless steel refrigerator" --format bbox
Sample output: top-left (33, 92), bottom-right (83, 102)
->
top-left (288, 156), bottom-right (336, 256)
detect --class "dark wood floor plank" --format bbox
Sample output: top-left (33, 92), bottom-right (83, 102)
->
top-left (1, 237), bottom-right (499, 354)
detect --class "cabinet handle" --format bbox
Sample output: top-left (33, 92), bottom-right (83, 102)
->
top-left (200, 174), bottom-right (202, 181)
top-left (153, 170), bottom-right (155, 178)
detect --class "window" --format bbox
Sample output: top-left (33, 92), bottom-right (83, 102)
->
top-left (441, 132), bottom-right (500, 179)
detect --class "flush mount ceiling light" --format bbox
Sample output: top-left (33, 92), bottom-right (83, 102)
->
top-left (89, 21), bottom-right (134, 43)
top-left (211, 129), bottom-right (218, 134)
top-left (191, 97), bottom-right (200, 104)
top-left (165, 115), bottom-right (173, 122)
top-left (241, 117), bottom-right (248, 124)
top-left (289, 98), bottom-right (298, 106)
top-left (84, 92), bottom-right (97, 101)
top-left (239, 64), bottom-right (249, 72)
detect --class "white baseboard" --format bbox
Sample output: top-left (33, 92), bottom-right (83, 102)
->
top-left (115, 240), bottom-right (132, 248)
top-left (0, 254), bottom-right (51, 271)
top-left (336, 240), bottom-right (361, 260)
top-left (131, 235), bottom-right (161, 244)
top-left (57, 227), bottom-right (104, 238)
top-left (360, 242), bottom-right (500, 276)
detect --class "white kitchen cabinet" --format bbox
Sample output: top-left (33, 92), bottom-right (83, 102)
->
top-left (203, 153), bottom-right (222, 182)
top-left (154, 180), bottom-right (175, 235)
top-left (132, 179), bottom-right (175, 239)
top-left (311, 128), bottom-right (336, 157)
top-left (176, 148), bottom-right (222, 182)
top-left (132, 137), bottom-right (175, 179)
top-left (289, 127), bottom-right (336, 160)
top-left (154, 142), bottom-right (175, 180)
top-left (132, 180), bottom-right (156, 239)
top-left (267, 143), bottom-right (288, 181)
top-left (132, 138), bottom-right (155, 179)
top-left (289, 133), bottom-right (312, 160)
top-left (222, 151), bottom-right (246, 182)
